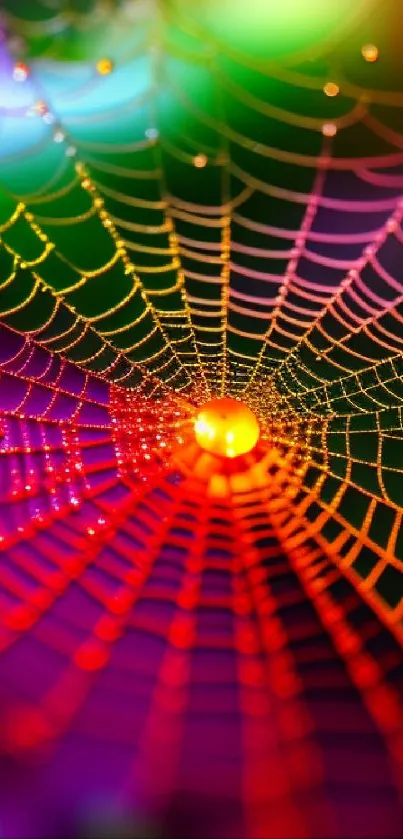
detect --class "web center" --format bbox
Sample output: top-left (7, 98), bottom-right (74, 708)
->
top-left (194, 397), bottom-right (260, 458)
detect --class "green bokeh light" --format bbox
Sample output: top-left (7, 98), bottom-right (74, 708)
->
top-left (172, 0), bottom-right (372, 58)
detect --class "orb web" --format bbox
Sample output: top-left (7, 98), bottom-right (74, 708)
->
top-left (0, 1), bottom-right (402, 837)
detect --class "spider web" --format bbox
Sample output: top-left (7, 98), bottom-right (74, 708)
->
top-left (0, 1), bottom-right (403, 837)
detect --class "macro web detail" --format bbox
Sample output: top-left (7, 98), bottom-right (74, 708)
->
top-left (0, 2), bottom-right (402, 838)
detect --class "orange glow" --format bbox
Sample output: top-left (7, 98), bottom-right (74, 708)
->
top-left (361, 43), bottom-right (379, 63)
top-left (193, 153), bottom-right (208, 168)
top-left (194, 397), bottom-right (260, 458)
top-left (323, 81), bottom-right (340, 97)
top-left (96, 58), bottom-right (114, 75)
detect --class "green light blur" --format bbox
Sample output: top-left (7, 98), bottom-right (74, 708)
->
top-left (172, 0), bottom-right (370, 58)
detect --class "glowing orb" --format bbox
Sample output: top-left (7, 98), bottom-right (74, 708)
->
top-left (193, 153), bottom-right (208, 168)
top-left (96, 58), bottom-right (114, 75)
top-left (194, 398), bottom-right (260, 458)
top-left (323, 81), bottom-right (340, 98)
top-left (361, 43), bottom-right (379, 63)
top-left (322, 122), bottom-right (337, 137)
